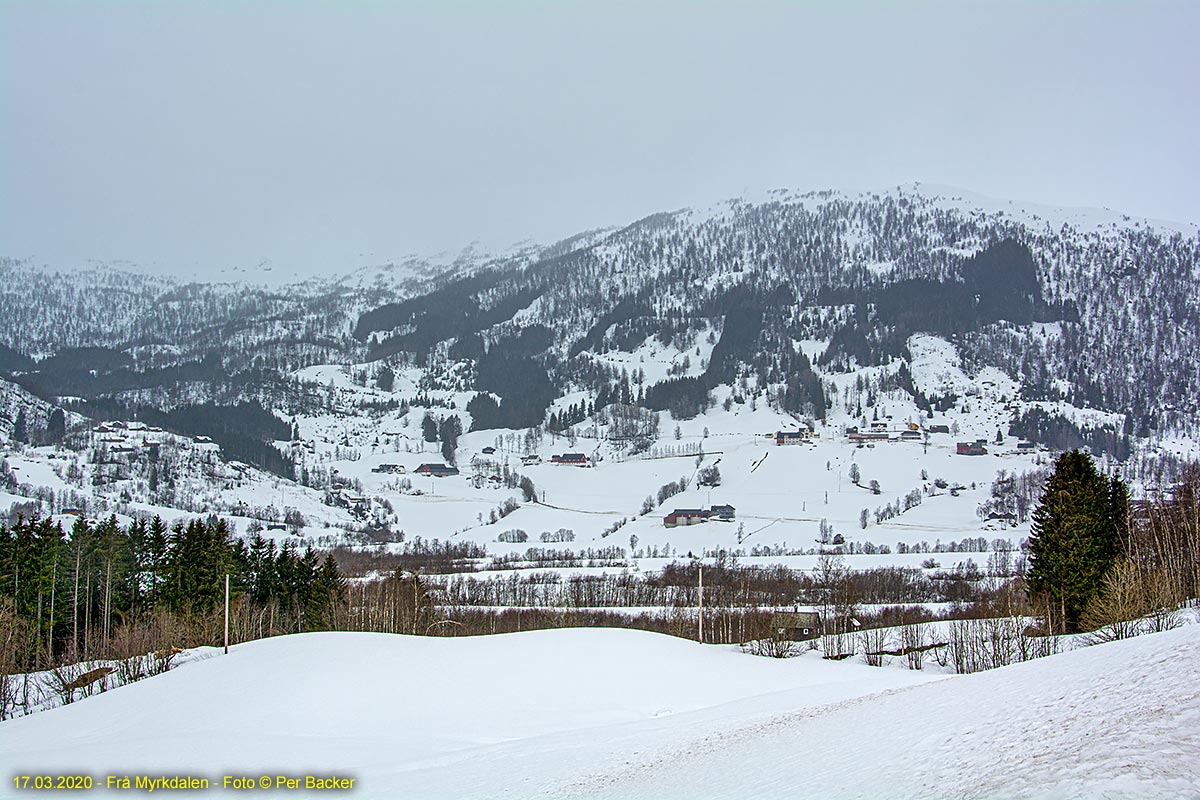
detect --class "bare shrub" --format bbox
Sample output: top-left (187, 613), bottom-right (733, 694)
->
top-left (945, 615), bottom-right (1055, 674)
top-left (946, 619), bottom-right (986, 674)
top-left (47, 662), bottom-right (82, 705)
top-left (1142, 566), bottom-right (1185, 633)
top-left (1014, 619), bottom-right (1060, 662)
top-left (0, 669), bottom-right (15, 720)
top-left (115, 654), bottom-right (149, 684)
top-left (0, 599), bottom-right (28, 720)
top-left (748, 637), bottom-right (797, 658)
top-left (899, 622), bottom-right (927, 670)
top-left (108, 610), bottom-right (187, 683)
top-left (821, 631), bottom-right (855, 659)
top-left (344, 571), bottom-right (437, 635)
top-left (1137, 467), bottom-right (1200, 604)
top-left (1082, 558), bottom-right (1145, 643)
top-left (1083, 558), bottom-right (1185, 643)
top-left (858, 626), bottom-right (893, 667)
top-left (48, 662), bottom-right (112, 705)
top-left (745, 635), bottom-right (797, 658)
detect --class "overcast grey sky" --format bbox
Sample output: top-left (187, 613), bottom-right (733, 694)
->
top-left (2, 1), bottom-right (1197, 281)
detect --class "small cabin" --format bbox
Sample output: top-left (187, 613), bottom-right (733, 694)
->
top-left (928, 424), bottom-right (950, 434)
top-left (482, 446), bottom-right (496, 455)
top-left (771, 611), bottom-right (821, 641)
top-left (1016, 441), bottom-right (1037, 452)
top-left (521, 454), bottom-right (542, 466)
top-left (775, 430), bottom-right (807, 445)
top-left (552, 453), bottom-right (589, 466)
top-left (956, 442), bottom-right (988, 456)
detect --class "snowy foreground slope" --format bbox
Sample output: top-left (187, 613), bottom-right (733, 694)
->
top-left (2, 627), bottom-right (1198, 799)
top-left (569, 627), bottom-right (1200, 800)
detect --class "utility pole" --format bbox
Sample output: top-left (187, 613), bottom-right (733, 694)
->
top-left (698, 564), bottom-right (704, 644)
top-left (224, 574), bottom-right (230, 655)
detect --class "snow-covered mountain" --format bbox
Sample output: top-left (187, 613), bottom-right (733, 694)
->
top-left (1, 184), bottom-right (1198, 551)
top-left (8, 183), bottom-right (1197, 428)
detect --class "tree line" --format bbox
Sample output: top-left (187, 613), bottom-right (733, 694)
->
top-left (0, 514), bottom-right (345, 677)
top-left (428, 560), bottom-right (1013, 610)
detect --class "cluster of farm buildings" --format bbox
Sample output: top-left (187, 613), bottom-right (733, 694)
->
top-left (663, 504), bottom-right (736, 528)
top-left (774, 425), bottom-right (1036, 456)
top-left (370, 451), bottom-right (594, 481)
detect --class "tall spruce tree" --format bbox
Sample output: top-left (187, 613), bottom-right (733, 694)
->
top-left (376, 365), bottom-right (395, 392)
top-left (307, 554), bottom-right (346, 629)
top-left (1109, 471), bottom-right (1131, 554)
top-left (1028, 450), bottom-right (1123, 633)
top-left (162, 518), bottom-right (236, 614)
top-left (421, 413), bottom-right (438, 444)
top-left (45, 409), bottom-right (66, 444)
top-left (439, 415), bottom-right (462, 464)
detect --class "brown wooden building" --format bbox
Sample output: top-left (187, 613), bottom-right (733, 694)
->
top-left (771, 611), bottom-right (821, 641)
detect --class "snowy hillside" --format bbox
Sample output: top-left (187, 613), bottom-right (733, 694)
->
top-left (2, 184), bottom-right (1199, 594)
top-left (571, 624), bottom-right (1200, 800)
top-left (1, 625), bottom-right (1196, 798)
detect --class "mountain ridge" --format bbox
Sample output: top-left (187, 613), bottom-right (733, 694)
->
top-left (1, 184), bottom-right (1197, 470)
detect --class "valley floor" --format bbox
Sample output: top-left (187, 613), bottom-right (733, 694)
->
top-left (1, 625), bottom-right (1197, 799)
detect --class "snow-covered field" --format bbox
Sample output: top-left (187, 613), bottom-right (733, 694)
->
top-left (272, 334), bottom-right (1057, 563)
top-left (1, 625), bottom-right (1196, 798)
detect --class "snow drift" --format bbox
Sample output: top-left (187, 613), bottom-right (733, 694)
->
top-left (1, 626), bottom-right (1197, 798)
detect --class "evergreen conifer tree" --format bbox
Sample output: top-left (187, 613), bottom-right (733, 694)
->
top-left (45, 409), bottom-right (66, 443)
top-left (1109, 472), bottom-right (1131, 554)
top-left (439, 415), bottom-right (462, 464)
top-left (307, 554), bottom-right (346, 629)
top-left (1028, 450), bottom-right (1122, 633)
top-left (421, 413), bottom-right (438, 443)
top-left (376, 365), bottom-right (395, 392)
